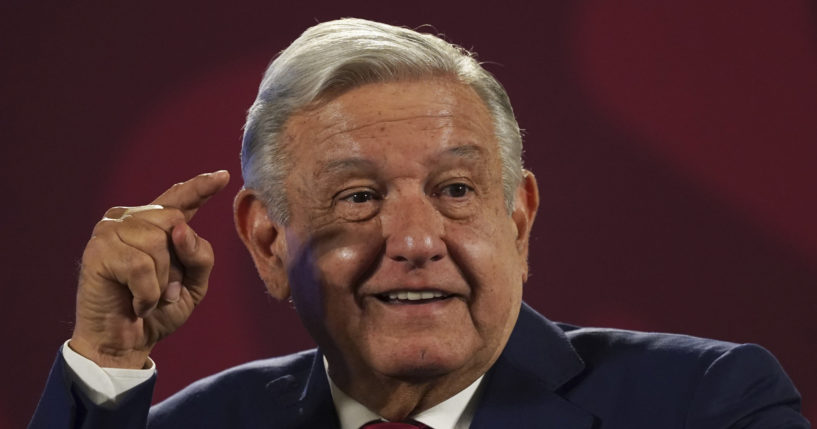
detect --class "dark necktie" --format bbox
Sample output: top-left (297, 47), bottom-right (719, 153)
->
top-left (360, 420), bottom-right (431, 428)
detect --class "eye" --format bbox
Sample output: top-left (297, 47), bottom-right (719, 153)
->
top-left (433, 181), bottom-right (477, 219)
top-left (343, 191), bottom-right (378, 203)
top-left (336, 188), bottom-right (382, 221)
top-left (439, 183), bottom-right (473, 199)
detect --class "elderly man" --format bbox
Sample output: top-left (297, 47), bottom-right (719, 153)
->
top-left (31, 18), bottom-right (807, 428)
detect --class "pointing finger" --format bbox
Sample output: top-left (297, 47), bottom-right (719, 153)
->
top-left (103, 205), bottom-right (164, 221)
top-left (151, 170), bottom-right (230, 221)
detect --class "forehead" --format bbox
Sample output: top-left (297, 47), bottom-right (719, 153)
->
top-left (283, 79), bottom-right (497, 166)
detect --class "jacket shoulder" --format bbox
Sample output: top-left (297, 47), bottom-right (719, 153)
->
top-left (561, 324), bottom-right (740, 366)
top-left (148, 349), bottom-right (317, 427)
top-left (556, 325), bottom-right (806, 427)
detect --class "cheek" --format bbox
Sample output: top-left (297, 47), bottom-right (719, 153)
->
top-left (288, 219), bottom-right (385, 314)
top-left (445, 217), bottom-right (523, 325)
top-left (285, 231), bottom-right (325, 338)
top-left (287, 220), bottom-right (386, 348)
top-left (311, 220), bottom-right (385, 292)
top-left (448, 214), bottom-right (521, 279)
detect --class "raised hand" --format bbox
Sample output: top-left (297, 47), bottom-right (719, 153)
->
top-left (69, 171), bottom-right (230, 368)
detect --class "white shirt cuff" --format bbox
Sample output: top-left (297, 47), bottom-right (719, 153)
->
top-left (61, 340), bottom-right (156, 407)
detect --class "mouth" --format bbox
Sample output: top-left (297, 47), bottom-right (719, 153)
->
top-left (375, 290), bottom-right (453, 304)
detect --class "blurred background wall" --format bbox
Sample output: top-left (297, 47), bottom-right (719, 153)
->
top-left (2, 1), bottom-right (815, 426)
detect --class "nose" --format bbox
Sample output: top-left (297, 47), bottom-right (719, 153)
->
top-left (382, 193), bottom-right (446, 269)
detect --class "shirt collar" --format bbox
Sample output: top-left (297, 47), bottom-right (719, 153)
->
top-left (324, 357), bottom-right (483, 429)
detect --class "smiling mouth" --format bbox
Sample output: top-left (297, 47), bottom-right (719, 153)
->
top-left (376, 290), bottom-right (452, 304)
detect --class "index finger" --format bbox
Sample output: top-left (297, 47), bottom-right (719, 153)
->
top-left (151, 170), bottom-right (231, 221)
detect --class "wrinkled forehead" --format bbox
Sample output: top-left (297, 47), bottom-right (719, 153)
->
top-left (283, 79), bottom-right (497, 162)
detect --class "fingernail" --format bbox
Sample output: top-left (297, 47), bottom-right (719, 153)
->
top-left (165, 281), bottom-right (182, 303)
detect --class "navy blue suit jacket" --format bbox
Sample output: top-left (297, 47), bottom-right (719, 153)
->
top-left (31, 303), bottom-right (808, 428)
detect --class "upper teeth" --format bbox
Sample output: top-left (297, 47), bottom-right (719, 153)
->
top-left (386, 291), bottom-right (445, 301)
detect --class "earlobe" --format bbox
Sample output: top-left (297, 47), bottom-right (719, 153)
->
top-left (233, 188), bottom-right (291, 300)
top-left (511, 170), bottom-right (539, 282)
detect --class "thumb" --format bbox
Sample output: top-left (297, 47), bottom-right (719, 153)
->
top-left (171, 222), bottom-right (215, 304)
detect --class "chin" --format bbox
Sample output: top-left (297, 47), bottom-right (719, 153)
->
top-left (368, 338), bottom-right (482, 382)
top-left (377, 358), bottom-right (460, 382)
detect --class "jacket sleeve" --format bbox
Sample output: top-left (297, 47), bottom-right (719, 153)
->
top-left (29, 348), bottom-right (156, 429)
top-left (685, 343), bottom-right (810, 428)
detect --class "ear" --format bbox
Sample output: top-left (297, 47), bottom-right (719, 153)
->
top-left (233, 188), bottom-right (290, 300)
top-left (511, 170), bottom-right (540, 282)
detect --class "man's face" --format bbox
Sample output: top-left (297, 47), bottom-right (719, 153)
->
top-left (280, 78), bottom-right (532, 389)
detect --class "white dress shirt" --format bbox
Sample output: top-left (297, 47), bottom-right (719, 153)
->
top-left (325, 357), bottom-right (483, 429)
top-left (61, 340), bottom-right (155, 407)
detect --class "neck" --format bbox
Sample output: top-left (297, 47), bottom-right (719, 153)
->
top-left (327, 361), bottom-right (485, 421)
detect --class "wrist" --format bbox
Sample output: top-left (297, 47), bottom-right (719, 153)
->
top-left (68, 336), bottom-right (152, 369)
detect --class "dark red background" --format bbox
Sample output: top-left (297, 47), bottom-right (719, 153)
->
top-left (3, 2), bottom-right (815, 426)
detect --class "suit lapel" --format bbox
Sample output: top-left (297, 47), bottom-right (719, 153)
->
top-left (471, 303), bottom-right (595, 428)
top-left (262, 349), bottom-right (341, 428)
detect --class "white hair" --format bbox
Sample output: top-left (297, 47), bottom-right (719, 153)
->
top-left (241, 18), bottom-right (523, 224)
